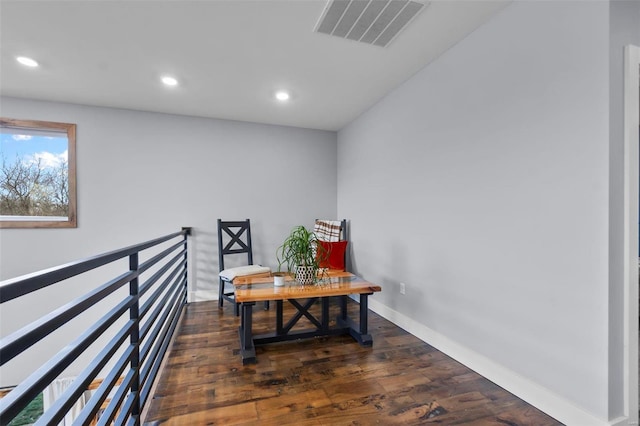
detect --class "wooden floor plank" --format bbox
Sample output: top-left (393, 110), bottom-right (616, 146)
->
top-left (144, 299), bottom-right (563, 425)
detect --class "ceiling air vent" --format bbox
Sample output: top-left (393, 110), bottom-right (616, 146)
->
top-left (315, 0), bottom-right (426, 47)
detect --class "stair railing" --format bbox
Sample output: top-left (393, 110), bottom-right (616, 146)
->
top-left (0, 227), bottom-right (191, 425)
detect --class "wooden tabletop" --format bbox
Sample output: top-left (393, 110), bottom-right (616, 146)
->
top-left (233, 271), bottom-right (381, 303)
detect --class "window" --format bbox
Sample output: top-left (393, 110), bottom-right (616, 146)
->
top-left (0, 118), bottom-right (77, 228)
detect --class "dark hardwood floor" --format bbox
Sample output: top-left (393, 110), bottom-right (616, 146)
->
top-left (145, 298), bottom-right (562, 425)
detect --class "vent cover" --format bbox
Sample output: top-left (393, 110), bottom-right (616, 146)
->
top-left (315, 0), bottom-right (426, 47)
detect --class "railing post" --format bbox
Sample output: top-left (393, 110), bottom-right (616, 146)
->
top-left (182, 227), bottom-right (191, 304)
top-left (129, 252), bottom-right (141, 425)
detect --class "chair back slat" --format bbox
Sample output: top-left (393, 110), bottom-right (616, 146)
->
top-left (217, 219), bottom-right (253, 271)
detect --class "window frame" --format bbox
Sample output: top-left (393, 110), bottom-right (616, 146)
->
top-left (0, 118), bottom-right (77, 228)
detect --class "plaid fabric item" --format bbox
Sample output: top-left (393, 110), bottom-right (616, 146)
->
top-left (314, 220), bottom-right (342, 242)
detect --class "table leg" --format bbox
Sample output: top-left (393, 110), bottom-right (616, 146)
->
top-left (238, 302), bottom-right (256, 364)
top-left (359, 294), bottom-right (368, 335)
top-left (276, 300), bottom-right (283, 335)
top-left (340, 295), bottom-right (347, 321)
top-left (322, 297), bottom-right (330, 330)
top-left (334, 294), bottom-right (373, 347)
top-left (355, 294), bottom-right (372, 346)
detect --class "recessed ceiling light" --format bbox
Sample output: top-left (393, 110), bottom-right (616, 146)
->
top-left (16, 56), bottom-right (38, 67)
top-left (275, 91), bottom-right (290, 101)
top-left (161, 76), bottom-right (178, 86)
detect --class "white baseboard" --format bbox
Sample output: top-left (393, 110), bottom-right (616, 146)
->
top-left (610, 416), bottom-right (634, 426)
top-left (366, 298), bottom-right (616, 426)
top-left (193, 290), bottom-right (218, 303)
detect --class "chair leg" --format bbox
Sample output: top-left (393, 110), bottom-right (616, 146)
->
top-left (218, 279), bottom-right (224, 309)
top-left (234, 302), bottom-right (240, 316)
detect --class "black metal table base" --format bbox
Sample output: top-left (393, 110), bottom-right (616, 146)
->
top-left (238, 294), bottom-right (373, 365)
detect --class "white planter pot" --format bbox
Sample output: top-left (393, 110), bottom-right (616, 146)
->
top-left (273, 274), bottom-right (286, 287)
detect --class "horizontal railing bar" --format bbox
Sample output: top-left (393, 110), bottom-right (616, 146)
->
top-left (36, 320), bottom-right (135, 425)
top-left (0, 295), bottom-right (135, 422)
top-left (139, 288), bottom-right (186, 409)
top-left (139, 264), bottom-right (185, 340)
top-left (75, 344), bottom-right (135, 426)
top-left (137, 240), bottom-right (184, 276)
top-left (140, 258), bottom-right (185, 309)
top-left (140, 283), bottom-right (185, 379)
top-left (0, 270), bottom-right (136, 366)
top-left (138, 252), bottom-right (185, 299)
top-left (0, 230), bottom-right (186, 303)
top-left (127, 416), bottom-right (137, 426)
top-left (139, 276), bottom-right (185, 368)
top-left (97, 368), bottom-right (136, 426)
top-left (116, 389), bottom-right (138, 426)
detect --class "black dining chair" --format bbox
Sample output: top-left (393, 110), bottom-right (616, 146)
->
top-left (218, 218), bottom-right (270, 316)
top-left (218, 219), bottom-right (254, 316)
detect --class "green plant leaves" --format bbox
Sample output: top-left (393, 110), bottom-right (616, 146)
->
top-left (276, 225), bottom-right (329, 280)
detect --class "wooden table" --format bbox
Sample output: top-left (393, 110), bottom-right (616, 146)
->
top-left (233, 271), bottom-right (381, 364)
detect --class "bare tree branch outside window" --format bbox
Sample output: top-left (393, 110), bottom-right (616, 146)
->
top-left (0, 118), bottom-right (77, 228)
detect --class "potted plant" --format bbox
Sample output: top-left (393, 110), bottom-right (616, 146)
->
top-left (277, 225), bottom-right (329, 285)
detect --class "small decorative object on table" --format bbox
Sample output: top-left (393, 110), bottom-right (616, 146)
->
top-left (276, 225), bottom-right (329, 285)
top-left (272, 272), bottom-right (286, 287)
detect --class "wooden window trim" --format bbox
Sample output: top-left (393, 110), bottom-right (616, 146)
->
top-left (0, 118), bottom-right (77, 228)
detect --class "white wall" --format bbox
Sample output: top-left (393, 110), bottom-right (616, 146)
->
top-left (338, 1), bottom-right (612, 423)
top-left (0, 97), bottom-right (337, 386)
top-left (608, 0), bottom-right (640, 422)
top-left (3, 2), bottom-right (637, 422)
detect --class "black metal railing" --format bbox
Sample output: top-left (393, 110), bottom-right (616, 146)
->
top-left (0, 227), bottom-right (191, 425)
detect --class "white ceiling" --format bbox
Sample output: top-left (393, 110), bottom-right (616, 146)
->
top-left (0, 0), bottom-right (510, 131)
